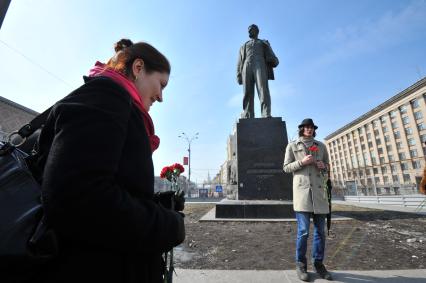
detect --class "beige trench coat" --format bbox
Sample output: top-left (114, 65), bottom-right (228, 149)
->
top-left (283, 138), bottom-right (330, 214)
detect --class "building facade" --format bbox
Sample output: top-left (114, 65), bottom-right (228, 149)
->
top-left (218, 123), bottom-right (238, 199)
top-left (325, 78), bottom-right (426, 196)
top-left (0, 96), bottom-right (38, 141)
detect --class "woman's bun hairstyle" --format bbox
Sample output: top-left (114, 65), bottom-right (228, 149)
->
top-left (114, 39), bottom-right (134, 53)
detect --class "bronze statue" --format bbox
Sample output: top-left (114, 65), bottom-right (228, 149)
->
top-left (237, 24), bottom-right (279, 118)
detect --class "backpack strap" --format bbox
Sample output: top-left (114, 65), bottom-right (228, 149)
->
top-left (8, 107), bottom-right (52, 146)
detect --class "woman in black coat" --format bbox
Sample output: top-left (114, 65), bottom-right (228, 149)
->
top-left (34, 39), bottom-right (185, 283)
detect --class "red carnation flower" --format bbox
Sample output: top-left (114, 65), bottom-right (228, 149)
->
top-left (160, 166), bottom-right (172, 179)
top-left (172, 163), bottom-right (185, 174)
top-left (308, 145), bottom-right (319, 152)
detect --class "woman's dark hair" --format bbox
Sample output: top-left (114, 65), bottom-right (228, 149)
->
top-left (106, 38), bottom-right (170, 78)
top-left (298, 127), bottom-right (316, 137)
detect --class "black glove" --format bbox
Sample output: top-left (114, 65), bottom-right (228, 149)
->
top-left (174, 189), bottom-right (185, 212)
top-left (153, 190), bottom-right (185, 212)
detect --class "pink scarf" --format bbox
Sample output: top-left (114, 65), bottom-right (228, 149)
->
top-left (88, 61), bottom-right (160, 152)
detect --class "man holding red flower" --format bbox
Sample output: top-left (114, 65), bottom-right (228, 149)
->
top-left (283, 118), bottom-right (332, 281)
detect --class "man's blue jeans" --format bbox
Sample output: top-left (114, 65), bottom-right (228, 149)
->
top-left (295, 212), bottom-right (326, 264)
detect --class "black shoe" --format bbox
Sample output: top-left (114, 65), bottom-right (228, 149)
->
top-left (313, 261), bottom-right (332, 280)
top-left (296, 262), bottom-right (309, 282)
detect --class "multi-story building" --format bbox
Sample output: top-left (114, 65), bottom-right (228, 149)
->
top-left (325, 78), bottom-right (426, 196)
top-left (218, 124), bottom-right (237, 198)
top-left (0, 96), bottom-right (38, 141)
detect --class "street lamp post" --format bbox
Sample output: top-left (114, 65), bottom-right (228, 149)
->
top-left (178, 132), bottom-right (199, 190)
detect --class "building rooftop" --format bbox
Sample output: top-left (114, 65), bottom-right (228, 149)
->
top-left (0, 96), bottom-right (39, 116)
top-left (325, 77), bottom-right (426, 141)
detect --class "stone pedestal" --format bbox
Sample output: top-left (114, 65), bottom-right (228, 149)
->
top-left (215, 117), bottom-right (294, 219)
top-left (236, 117), bottom-right (292, 200)
top-left (216, 200), bottom-right (294, 219)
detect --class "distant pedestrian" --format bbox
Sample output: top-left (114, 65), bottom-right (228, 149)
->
top-left (283, 118), bottom-right (332, 281)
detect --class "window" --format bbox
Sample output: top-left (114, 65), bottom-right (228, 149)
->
top-left (412, 160), bottom-right (421, 169)
top-left (381, 116), bottom-right (387, 122)
top-left (367, 178), bottom-right (372, 185)
top-left (371, 157), bottom-right (377, 165)
top-left (403, 174), bottom-right (411, 183)
top-left (381, 166), bottom-right (387, 173)
top-left (414, 111), bottom-right (423, 120)
top-left (410, 149), bottom-right (418, 157)
top-left (361, 144), bottom-right (366, 150)
top-left (384, 135), bottom-right (390, 142)
top-left (400, 105), bottom-right (407, 114)
top-left (391, 164), bottom-right (397, 172)
top-left (378, 147), bottom-right (383, 154)
top-left (373, 168), bottom-right (378, 174)
top-left (392, 175), bottom-right (399, 182)
top-left (390, 110), bottom-right (397, 118)
top-left (394, 131), bottom-right (401, 139)
top-left (373, 120), bottom-right (380, 127)
top-left (407, 138), bottom-right (415, 146)
top-left (391, 121), bottom-right (398, 128)
top-left (367, 133), bottom-right (372, 140)
top-left (375, 177), bottom-right (380, 184)
top-left (366, 169), bottom-right (371, 175)
top-left (421, 134), bottom-right (426, 142)
top-left (401, 162), bottom-right (409, 171)
top-left (360, 136), bottom-right (364, 142)
top-left (412, 99), bottom-right (420, 108)
top-left (389, 155), bottom-right (394, 162)
top-left (418, 123), bottom-right (426, 131)
top-left (402, 116), bottom-right (410, 125)
top-left (382, 126), bottom-right (388, 133)
top-left (368, 142), bottom-right (373, 148)
top-left (405, 127), bottom-right (413, 135)
top-left (386, 145), bottom-right (392, 152)
top-left (380, 157), bottom-right (385, 164)
top-left (374, 129), bottom-right (380, 136)
top-left (376, 139), bottom-right (381, 145)
top-left (384, 176), bottom-right (389, 184)
top-left (396, 142), bottom-right (403, 149)
top-left (399, 152), bottom-right (406, 160)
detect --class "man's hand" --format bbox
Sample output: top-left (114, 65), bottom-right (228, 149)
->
top-left (316, 161), bottom-right (326, 170)
top-left (301, 155), bottom-right (314, 166)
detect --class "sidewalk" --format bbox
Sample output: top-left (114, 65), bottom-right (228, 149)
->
top-left (174, 269), bottom-right (426, 282)
top-left (333, 200), bottom-right (426, 215)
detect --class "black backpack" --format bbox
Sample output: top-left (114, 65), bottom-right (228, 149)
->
top-left (0, 108), bottom-right (58, 281)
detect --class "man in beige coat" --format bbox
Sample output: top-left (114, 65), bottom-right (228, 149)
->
top-left (283, 118), bottom-right (332, 281)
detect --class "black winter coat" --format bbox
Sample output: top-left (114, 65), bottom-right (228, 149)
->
top-left (33, 77), bottom-right (185, 283)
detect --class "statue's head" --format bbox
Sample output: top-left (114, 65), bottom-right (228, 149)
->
top-left (248, 24), bottom-right (259, 39)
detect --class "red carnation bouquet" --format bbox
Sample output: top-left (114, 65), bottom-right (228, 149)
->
top-left (159, 163), bottom-right (185, 283)
top-left (160, 163), bottom-right (185, 189)
top-left (308, 144), bottom-right (328, 199)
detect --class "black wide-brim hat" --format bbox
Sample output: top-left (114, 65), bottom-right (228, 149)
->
top-left (298, 118), bottom-right (318, 129)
